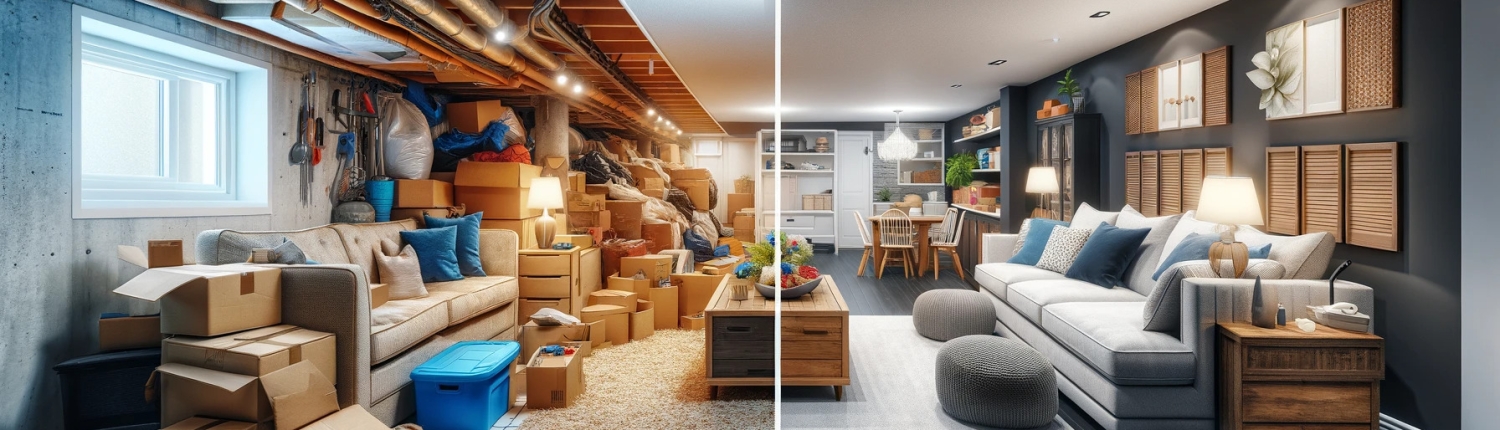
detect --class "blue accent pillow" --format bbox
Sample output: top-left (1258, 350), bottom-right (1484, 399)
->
top-left (424, 211), bottom-right (486, 277)
top-left (400, 226), bottom-right (463, 283)
top-left (1151, 232), bottom-right (1272, 280)
top-left (1066, 223), bottom-right (1152, 288)
top-left (1007, 218), bottom-right (1070, 266)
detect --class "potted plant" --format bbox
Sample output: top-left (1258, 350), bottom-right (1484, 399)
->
top-left (945, 153), bottom-right (979, 203)
top-left (876, 188), bottom-right (893, 202)
top-left (1058, 68), bottom-right (1083, 112)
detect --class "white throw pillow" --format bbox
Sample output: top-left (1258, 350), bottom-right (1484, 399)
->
top-left (376, 245), bottom-right (428, 299)
top-left (1011, 218), bottom-right (1034, 256)
top-left (1035, 226), bottom-right (1093, 273)
top-left (1070, 202), bottom-right (1119, 232)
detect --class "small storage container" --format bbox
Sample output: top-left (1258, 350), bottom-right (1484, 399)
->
top-left (411, 341), bottom-right (521, 430)
top-left (53, 348), bottom-right (161, 430)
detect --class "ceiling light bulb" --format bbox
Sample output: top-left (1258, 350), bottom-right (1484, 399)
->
top-left (677, 130), bottom-right (683, 135)
top-left (556, 73), bottom-right (569, 85)
top-left (494, 29), bottom-right (509, 42)
top-left (1052, 37), bottom-right (1060, 43)
top-left (988, 59), bottom-right (1008, 66)
top-left (647, 109), bottom-right (655, 117)
top-left (657, 117), bottom-right (663, 123)
top-left (572, 83), bottom-right (584, 94)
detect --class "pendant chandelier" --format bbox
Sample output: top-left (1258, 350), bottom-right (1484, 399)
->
top-left (879, 109), bottom-right (918, 161)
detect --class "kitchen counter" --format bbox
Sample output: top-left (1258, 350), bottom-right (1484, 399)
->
top-left (952, 204), bottom-right (1003, 219)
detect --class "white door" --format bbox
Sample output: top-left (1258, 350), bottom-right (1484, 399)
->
top-left (836, 131), bottom-right (873, 249)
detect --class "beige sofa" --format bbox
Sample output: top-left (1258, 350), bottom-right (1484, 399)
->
top-left (195, 220), bottom-right (520, 425)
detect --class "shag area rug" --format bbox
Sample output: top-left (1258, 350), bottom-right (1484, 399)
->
top-left (520, 329), bottom-right (774, 429)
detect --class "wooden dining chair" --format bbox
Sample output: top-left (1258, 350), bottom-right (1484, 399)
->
top-left (876, 209), bottom-right (917, 279)
top-left (850, 210), bottom-right (875, 276)
top-left (930, 207), bottom-right (967, 280)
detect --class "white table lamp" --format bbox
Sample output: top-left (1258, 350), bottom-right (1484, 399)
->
top-left (528, 176), bottom-right (565, 249)
top-left (1025, 166), bottom-right (1060, 219)
top-left (1195, 176), bottom-right (1265, 277)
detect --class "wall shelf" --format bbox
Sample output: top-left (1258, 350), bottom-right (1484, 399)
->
top-left (972, 169), bottom-right (1003, 173)
top-left (761, 152), bottom-right (836, 156)
top-left (762, 170), bottom-right (835, 174)
top-left (898, 182), bottom-right (943, 186)
top-left (953, 127), bottom-right (1003, 143)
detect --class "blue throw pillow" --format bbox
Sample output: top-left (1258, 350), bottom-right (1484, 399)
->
top-left (400, 226), bottom-right (463, 283)
top-left (424, 211), bottom-right (486, 277)
top-left (1066, 223), bottom-right (1152, 288)
top-left (1151, 232), bottom-right (1272, 280)
top-left (1007, 218), bottom-right (1070, 266)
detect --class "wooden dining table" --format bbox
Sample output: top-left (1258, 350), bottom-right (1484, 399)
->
top-left (867, 214), bottom-right (946, 277)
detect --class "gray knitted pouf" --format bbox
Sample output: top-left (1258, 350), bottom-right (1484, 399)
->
top-left (913, 289), bottom-right (997, 341)
top-left (936, 335), bottom-right (1057, 429)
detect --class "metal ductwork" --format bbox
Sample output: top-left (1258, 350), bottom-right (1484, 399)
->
top-left (385, 0), bottom-right (530, 73)
top-left (220, 1), bottom-right (417, 65)
top-left (527, 0), bottom-right (655, 114)
top-left (447, 0), bottom-right (563, 71)
top-left (284, 0), bottom-right (514, 87)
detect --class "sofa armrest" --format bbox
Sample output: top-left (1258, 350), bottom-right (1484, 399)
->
top-left (278, 264), bottom-right (373, 409)
top-left (479, 229), bottom-right (520, 277)
top-left (980, 233), bottom-right (1019, 264)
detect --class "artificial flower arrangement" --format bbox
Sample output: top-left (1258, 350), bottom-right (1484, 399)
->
top-left (734, 231), bottom-right (820, 288)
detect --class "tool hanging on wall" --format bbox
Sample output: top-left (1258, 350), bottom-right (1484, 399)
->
top-left (292, 70), bottom-right (317, 205)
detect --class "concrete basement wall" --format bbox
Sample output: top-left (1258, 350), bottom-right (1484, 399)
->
top-left (0, 0), bottom-right (361, 427)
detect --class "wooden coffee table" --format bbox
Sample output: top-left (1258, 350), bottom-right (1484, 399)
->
top-left (704, 276), bottom-right (851, 400)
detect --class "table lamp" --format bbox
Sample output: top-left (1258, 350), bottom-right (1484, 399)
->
top-left (1025, 166), bottom-right (1060, 219)
top-left (529, 176), bottom-right (565, 249)
top-left (1195, 176), bottom-right (1264, 278)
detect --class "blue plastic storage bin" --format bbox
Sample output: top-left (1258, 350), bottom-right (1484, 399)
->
top-left (411, 341), bottom-right (520, 430)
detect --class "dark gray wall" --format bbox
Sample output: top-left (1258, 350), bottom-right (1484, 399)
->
top-left (1461, 0), bottom-right (1498, 427)
top-left (0, 0), bottom-right (357, 427)
top-left (1005, 0), bottom-right (1459, 427)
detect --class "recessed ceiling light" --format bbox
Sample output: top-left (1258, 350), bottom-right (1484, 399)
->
top-left (950, 84), bottom-right (963, 88)
top-left (1090, 11), bottom-right (1110, 18)
top-left (1052, 37), bottom-right (1060, 43)
top-left (988, 59), bottom-right (1008, 66)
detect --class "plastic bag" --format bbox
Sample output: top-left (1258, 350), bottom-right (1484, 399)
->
top-left (401, 80), bottom-right (445, 127)
top-left (683, 230), bottom-right (717, 262)
top-left (379, 93), bottom-right (434, 179)
top-left (433, 120), bottom-right (509, 160)
top-left (496, 108), bottom-right (528, 148)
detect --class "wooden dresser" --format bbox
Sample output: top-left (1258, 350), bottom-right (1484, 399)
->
top-left (515, 246), bottom-right (602, 323)
top-left (704, 277), bottom-right (850, 399)
top-left (1218, 323), bottom-right (1384, 429)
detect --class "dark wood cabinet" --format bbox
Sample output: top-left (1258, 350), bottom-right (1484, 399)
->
top-left (1036, 114), bottom-right (1102, 222)
top-left (956, 209), bottom-right (1007, 280)
top-left (1218, 323), bottom-right (1384, 429)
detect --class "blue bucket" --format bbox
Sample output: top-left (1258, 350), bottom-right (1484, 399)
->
top-left (367, 180), bottom-right (395, 222)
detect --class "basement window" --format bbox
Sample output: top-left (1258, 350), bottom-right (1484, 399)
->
top-left (72, 7), bottom-right (271, 219)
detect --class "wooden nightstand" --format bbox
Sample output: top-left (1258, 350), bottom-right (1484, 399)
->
top-left (515, 247), bottom-right (602, 323)
top-left (1218, 323), bottom-right (1384, 430)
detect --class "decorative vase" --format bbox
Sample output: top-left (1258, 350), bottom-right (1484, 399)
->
top-left (1071, 93), bottom-right (1085, 113)
top-left (1250, 276), bottom-right (1278, 329)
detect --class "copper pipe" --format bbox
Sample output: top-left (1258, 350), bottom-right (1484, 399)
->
top-left (135, 0), bottom-right (400, 85)
top-left (447, 0), bottom-right (563, 71)
top-left (292, 0), bottom-right (515, 87)
top-left (387, 0), bottom-right (529, 73)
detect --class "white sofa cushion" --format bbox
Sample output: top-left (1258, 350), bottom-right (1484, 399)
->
top-left (1042, 301), bottom-right (1196, 385)
top-left (974, 263), bottom-right (1068, 301)
top-left (1070, 202), bottom-right (1119, 231)
top-left (1006, 279), bottom-right (1146, 324)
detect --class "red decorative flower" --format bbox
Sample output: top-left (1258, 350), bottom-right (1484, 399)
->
top-left (798, 265), bottom-right (820, 280)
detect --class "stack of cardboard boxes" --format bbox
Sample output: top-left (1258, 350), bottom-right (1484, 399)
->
top-left (730, 178), bottom-right (758, 243)
top-left (570, 183), bottom-right (613, 242)
top-left (589, 254), bottom-right (674, 346)
top-left (390, 178), bottom-right (463, 226)
top-left (110, 243), bottom-right (387, 429)
top-left (454, 161), bottom-right (544, 249)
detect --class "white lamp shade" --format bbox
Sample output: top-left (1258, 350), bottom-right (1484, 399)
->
top-left (528, 176), bottom-right (565, 209)
top-left (1196, 176), bottom-right (1264, 226)
top-left (878, 128), bottom-right (918, 161)
top-left (1025, 167), bottom-right (1060, 194)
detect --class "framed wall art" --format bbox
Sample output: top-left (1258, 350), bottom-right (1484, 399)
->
top-left (1254, 21), bottom-right (1307, 120)
top-left (1303, 9), bottom-right (1346, 115)
top-left (1157, 61), bottom-right (1181, 131)
top-left (1179, 53), bottom-right (1205, 128)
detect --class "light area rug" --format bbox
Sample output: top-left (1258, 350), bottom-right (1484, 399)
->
top-left (781, 315), bottom-right (1070, 430)
top-left (519, 328), bottom-right (774, 429)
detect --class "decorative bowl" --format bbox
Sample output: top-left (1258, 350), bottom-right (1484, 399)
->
top-left (755, 276), bottom-right (823, 300)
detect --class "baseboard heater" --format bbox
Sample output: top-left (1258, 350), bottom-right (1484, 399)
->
top-left (1381, 413), bottom-right (1420, 430)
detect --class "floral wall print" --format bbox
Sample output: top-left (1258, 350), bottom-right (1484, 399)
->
top-left (1249, 21), bottom-right (1305, 119)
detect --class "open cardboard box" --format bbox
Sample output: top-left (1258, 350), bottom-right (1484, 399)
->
top-left (525, 347), bottom-right (583, 410)
top-left (162, 417), bottom-right (258, 430)
top-left (620, 255), bottom-right (673, 286)
top-left (581, 305), bottom-right (630, 346)
top-left (118, 240), bottom-right (184, 268)
top-left (607, 275), bottom-right (652, 297)
top-left (98, 314), bottom-right (162, 352)
top-left (630, 300), bottom-right (655, 341)
top-left (162, 324), bottom-right (336, 379)
top-left (113, 258), bottom-right (280, 337)
top-left (587, 289), bottom-right (637, 311)
top-left (650, 286), bottom-right (679, 330)
top-left (673, 272), bottom-right (729, 318)
top-left (521, 321), bottom-right (599, 359)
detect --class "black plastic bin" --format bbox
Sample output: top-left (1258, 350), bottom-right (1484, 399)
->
top-left (52, 348), bottom-right (160, 430)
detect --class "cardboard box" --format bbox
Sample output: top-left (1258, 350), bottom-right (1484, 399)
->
top-left (695, 256), bottom-right (742, 275)
top-left (568, 210), bottom-right (611, 233)
top-left (98, 314), bottom-right (162, 352)
top-left (802, 194), bottom-right (832, 210)
top-left (718, 237), bottom-right (745, 256)
top-left (113, 264), bottom-right (281, 337)
top-left (672, 179), bottom-right (712, 210)
top-left (581, 248), bottom-right (602, 295)
top-left (163, 417), bottom-right (258, 430)
top-left (566, 171), bottom-right (586, 192)
top-left (640, 222), bottom-right (676, 254)
top-left (260, 361), bottom-right (341, 430)
top-left (673, 272), bottom-right (728, 318)
top-left (666, 167), bottom-right (712, 180)
top-left (521, 321), bottom-right (599, 359)
top-left (620, 255), bottom-right (673, 286)
top-left (584, 184), bottom-right (612, 196)
top-left (726, 193), bottom-right (754, 217)
top-left (480, 217), bottom-right (539, 250)
top-left (607, 275), bottom-right (652, 298)
top-left (581, 305), bottom-right (630, 346)
top-left (519, 297), bottom-right (574, 323)
top-left (163, 325), bottom-right (336, 379)
top-left (566, 192), bottom-right (605, 212)
top-left (457, 186), bottom-right (541, 220)
top-left (649, 286), bottom-right (680, 330)
top-left (117, 240), bottom-right (185, 269)
top-left (642, 177), bottom-right (666, 190)
top-left (301, 405), bottom-right (390, 430)
top-left (630, 300), bottom-right (655, 341)
top-left (395, 179), bottom-right (455, 208)
top-left (446, 100), bottom-right (504, 134)
top-left (680, 315), bottom-right (705, 330)
top-left (370, 283), bottom-right (389, 309)
top-left (454, 162), bottom-right (542, 219)
top-left (587, 289), bottom-right (638, 311)
top-left (625, 165), bottom-right (662, 187)
top-left (519, 276), bottom-right (573, 298)
top-left (733, 214), bottom-right (756, 242)
top-left (525, 348), bottom-right (583, 409)
top-left (556, 234), bottom-right (594, 249)
top-left (659, 143), bottom-right (681, 163)
top-left (605, 200), bottom-right (644, 239)
top-left (388, 206), bottom-right (466, 227)
top-left (156, 363), bottom-right (270, 425)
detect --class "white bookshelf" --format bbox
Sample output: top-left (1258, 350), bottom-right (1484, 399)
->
top-left (886, 123), bottom-right (946, 187)
top-left (755, 129), bottom-right (840, 250)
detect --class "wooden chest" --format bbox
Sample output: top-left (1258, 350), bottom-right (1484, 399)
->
top-left (704, 277), bottom-right (850, 400)
top-left (1218, 323), bottom-right (1384, 429)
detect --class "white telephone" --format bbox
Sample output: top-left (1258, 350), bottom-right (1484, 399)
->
top-left (1328, 302), bottom-right (1360, 315)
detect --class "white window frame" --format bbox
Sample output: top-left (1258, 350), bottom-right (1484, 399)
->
top-left (73, 6), bottom-right (272, 219)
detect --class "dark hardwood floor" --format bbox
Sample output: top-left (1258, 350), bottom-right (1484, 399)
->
top-left (812, 249), bottom-right (973, 315)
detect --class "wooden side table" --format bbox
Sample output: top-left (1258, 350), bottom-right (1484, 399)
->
top-left (1217, 323), bottom-right (1384, 429)
top-left (704, 276), bottom-right (850, 400)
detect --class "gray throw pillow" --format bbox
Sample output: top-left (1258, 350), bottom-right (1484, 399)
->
top-left (1035, 226), bottom-right (1092, 274)
top-left (376, 245), bottom-right (428, 299)
top-left (1142, 259), bottom-right (1286, 332)
top-left (271, 239), bottom-right (308, 265)
top-left (1011, 218), bottom-right (1033, 256)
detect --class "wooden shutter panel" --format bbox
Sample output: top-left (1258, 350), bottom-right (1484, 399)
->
top-left (1126, 73), bottom-right (1142, 135)
top-left (1345, 142), bottom-right (1399, 250)
top-left (1204, 46), bottom-right (1231, 126)
top-left (1126, 152), bottom-right (1142, 209)
top-left (1159, 150), bottom-right (1183, 215)
top-left (1141, 68), bottom-right (1159, 133)
top-left (1205, 147), bottom-right (1232, 177)
top-left (1301, 145), bottom-right (1344, 242)
top-left (1182, 149), bottom-right (1205, 212)
top-left (1141, 151), bottom-right (1160, 217)
top-left (1265, 147), bottom-right (1301, 235)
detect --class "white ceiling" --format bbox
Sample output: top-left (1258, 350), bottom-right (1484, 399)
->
top-left (625, 0), bottom-right (1225, 124)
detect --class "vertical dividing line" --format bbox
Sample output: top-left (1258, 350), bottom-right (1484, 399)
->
top-left (773, 0), bottom-right (783, 426)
